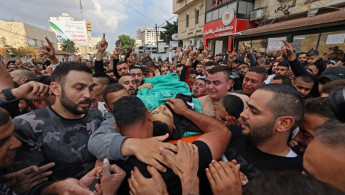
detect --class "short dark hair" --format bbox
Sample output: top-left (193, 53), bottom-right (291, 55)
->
top-left (176, 64), bottom-right (184, 68)
top-left (305, 64), bottom-right (318, 70)
top-left (272, 75), bottom-right (291, 85)
top-left (295, 75), bottom-right (314, 84)
top-left (315, 120), bottom-right (345, 149)
top-left (112, 96), bottom-right (147, 131)
top-left (103, 83), bottom-right (126, 104)
top-left (243, 171), bottom-right (344, 195)
top-left (257, 84), bottom-right (304, 130)
top-left (307, 49), bottom-right (319, 57)
top-left (248, 66), bottom-right (267, 81)
top-left (26, 76), bottom-right (52, 85)
top-left (117, 61), bottom-right (127, 66)
top-left (93, 76), bottom-right (110, 85)
top-left (304, 97), bottom-right (335, 119)
top-left (51, 62), bottom-right (92, 83)
top-left (205, 61), bottom-right (217, 67)
top-left (208, 66), bottom-right (231, 81)
top-left (0, 107), bottom-right (10, 126)
top-left (190, 69), bottom-right (196, 75)
top-left (321, 79), bottom-right (345, 94)
top-left (221, 95), bottom-right (244, 118)
top-left (277, 60), bottom-right (290, 68)
top-left (153, 121), bottom-right (170, 137)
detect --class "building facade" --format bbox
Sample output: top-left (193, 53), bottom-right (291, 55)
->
top-left (235, 0), bottom-right (345, 60)
top-left (203, 0), bottom-right (256, 55)
top-left (0, 20), bottom-right (58, 49)
top-left (136, 27), bottom-right (165, 46)
top-left (173, 0), bottom-right (206, 49)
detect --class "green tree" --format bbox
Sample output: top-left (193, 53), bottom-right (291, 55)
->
top-left (160, 21), bottom-right (178, 45)
top-left (61, 39), bottom-right (77, 53)
top-left (115, 34), bottom-right (135, 55)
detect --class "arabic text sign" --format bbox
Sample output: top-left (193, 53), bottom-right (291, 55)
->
top-left (267, 37), bottom-right (287, 51)
top-left (326, 34), bottom-right (345, 45)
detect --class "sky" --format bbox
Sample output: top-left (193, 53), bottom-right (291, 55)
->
top-left (0, 0), bottom-right (175, 50)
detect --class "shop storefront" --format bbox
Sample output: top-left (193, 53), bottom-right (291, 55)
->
top-left (234, 9), bottom-right (345, 60)
top-left (203, 1), bottom-right (256, 55)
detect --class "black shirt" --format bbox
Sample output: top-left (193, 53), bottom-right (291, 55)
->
top-left (114, 140), bottom-right (212, 195)
top-left (224, 125), bottom-right (303, 180)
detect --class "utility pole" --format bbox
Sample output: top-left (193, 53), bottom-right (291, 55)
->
top-left (155, 23), bottom-right (158, 52)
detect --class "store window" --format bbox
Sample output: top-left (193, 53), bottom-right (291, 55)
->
top-left (238, 41), bottom-right (251, 53)
top-left (251, 39), bottom-right (267, 54)
top-left (292, 34), bottom-right (319, 54)
top-left (318, 30), bottom-right (345, 60)
top-left (195, 10), bottom-right (199, 24)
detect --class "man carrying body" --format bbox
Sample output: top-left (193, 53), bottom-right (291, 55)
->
top-left (198, 66), bottom-right (248, 117)
top-left (225, 84), bottom-right (304, 180)
top-left (112, 96), bottom-right (230, 194)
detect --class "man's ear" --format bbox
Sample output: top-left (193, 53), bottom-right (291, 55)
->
top-left (114, 122), bottom-right (120, 133)
top-left (146, 108), bottom-right (152, 122)
top-left (227, 79), bottom-right (233, 90)
top-left (50, 82), bottom-right (61, 96)
top-left (275, 116), bottom-right (295, 133)
top-left (33, 99), bottom-right (47, 109)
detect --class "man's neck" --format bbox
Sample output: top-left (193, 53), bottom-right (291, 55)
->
top-left (51, 101), bottom-right (85, 120)
top-left (255, 135), bottom-right (291, 157)
top-left (210, 97), bottom-right (221, 106)
top-left (122, 122), bottom-right (152, 138)
top-left (97, 95), bottom-right (104, 102)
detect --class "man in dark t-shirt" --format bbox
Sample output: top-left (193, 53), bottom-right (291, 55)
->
top-left (111, 96), bottom-right (230, 195)
top-left (225, 84), bottom-right (304, 180)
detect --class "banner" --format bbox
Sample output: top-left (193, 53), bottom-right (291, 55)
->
top-left (49, 17), bottom-right (88, 46)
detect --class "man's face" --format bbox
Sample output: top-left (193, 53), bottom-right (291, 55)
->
top-left (57, 71), bottom-right (94, 116)
top-left (130, 69), bottom-right (144, 86)
top-left (293, 79), bottom-right (313, 98)
top-left (293, 114), bottom-right (327, 153)
top-left (18, 99), bottom-right (32, 114)
top-left (117, 63), bottom-right (129, 76)
top-left (236, 64), bottom-right (249, 77)
top-left (206, 72), bottom-right (231, 101)
top-left (239, 90), bottom-right (276, 144)
top-left (163, 61), bottom-right (169, 67)
top-left (264, 64), bottom-right (271, 70)
top-left (242, 72), bottom-right (264, 96)
top-left (192, 79), bottom-right (207, 98)
top-left (306, 55), bottom-right (320, 65)
top-left (150, 105), bottom-right (174, 133)
top-left (0, 118), bottom-right (22, 168)
top-left (160, 67), bottom-right (169, 75)
top-left (119, 75), bottom-right (137, 95)
top-left (92, 78), bottom-right (105, 97)
top-left (105, 89), bottom-right (129, 111)
top-left (196, 64), bottom-right (204, 73)
top-left (176, 66), bottom-right (183, 76)
top-left (305, 65), bottom-right (318, 75)
top-left (303, 140), bottom-right (345, 192)
top-left (7, 64), bottom-right (18, 72)
top-left (275, 66), bottom-right (289, 76)
top-left (298, 54), bottom-right (307, 63)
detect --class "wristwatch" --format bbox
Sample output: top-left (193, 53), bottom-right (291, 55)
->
top-left (1, 88), bottom-right (17, 102)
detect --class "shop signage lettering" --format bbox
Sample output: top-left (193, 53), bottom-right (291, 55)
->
top-left (204, 25), bottom-right (234, 36)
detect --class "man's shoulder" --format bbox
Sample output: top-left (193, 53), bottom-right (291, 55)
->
top-left (13, 107), bottom-right (50, 124)
top-left (197, 95), bottom-right (209, 103)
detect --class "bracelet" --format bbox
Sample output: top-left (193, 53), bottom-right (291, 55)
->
top-left (1, 88), bottom-right (17, 102)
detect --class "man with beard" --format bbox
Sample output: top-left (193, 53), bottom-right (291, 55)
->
top-left (130, 66), bottom-right (145, 86)
top-left (7, 62), bottom-right (104, 194)
top-left (118, 73), bottom-right (138, 95)
top-left (291, 97), bottom-right (335, 153)
top-left (224, 84), bottom-right (304, 180)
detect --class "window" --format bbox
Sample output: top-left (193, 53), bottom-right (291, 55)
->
top-left (186, 14), bottom-right (189, 27)
top-left (318, 30), bottom-right (345, 60)
top-left (292, 33), bottom-right (319, 54)
top-left (195, 10), bottom-right (199, 24)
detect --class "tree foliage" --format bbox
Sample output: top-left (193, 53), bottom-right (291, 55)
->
top-left (0, 45), bottom-right (39, 58)
top-left (61, 39), bottom-right (77, 53)
top-left (159, 21), bottom-right (178, 45)
top-left (115, 34), bottom-right (135, 55)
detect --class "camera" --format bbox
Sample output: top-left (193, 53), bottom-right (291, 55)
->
top-left (329, 88), bottom-right (345, 122)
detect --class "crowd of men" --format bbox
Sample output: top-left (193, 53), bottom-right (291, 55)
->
top-left (0, 34), bottom-right (345, 195)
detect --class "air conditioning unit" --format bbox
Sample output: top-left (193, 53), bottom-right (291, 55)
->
top-left (250, 9), bottom-right (266, 21)
top-left (189, 39), bottom-right (195, 46)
